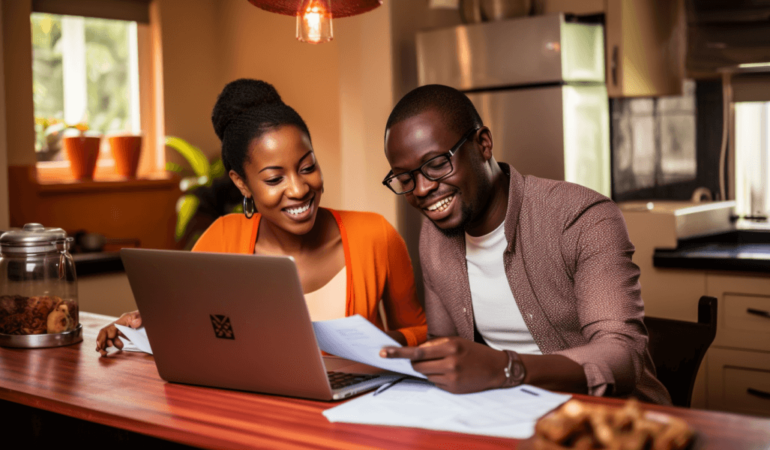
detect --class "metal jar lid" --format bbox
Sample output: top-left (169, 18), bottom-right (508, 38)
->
top-left (0, 223), bottom-right (70, 254)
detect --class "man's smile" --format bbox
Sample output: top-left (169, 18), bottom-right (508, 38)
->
top-left (425, 194), bottom-right (455, 213)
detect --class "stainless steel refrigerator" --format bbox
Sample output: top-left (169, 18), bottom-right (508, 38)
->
top-left (415, 14), bottom-right (610, 196)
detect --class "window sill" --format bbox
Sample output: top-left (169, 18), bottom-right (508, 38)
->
top-left (34, 169), bottom-right (179, 195)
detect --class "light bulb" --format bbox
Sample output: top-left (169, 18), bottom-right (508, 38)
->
top-left (296, 0), bottom-right (333, 44)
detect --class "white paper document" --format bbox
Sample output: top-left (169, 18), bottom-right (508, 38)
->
top-left (312, 315), bottom-right (426, 379)
top-left (323, 381), bottom-right (570, 439)
top-left (114, 325), bottom-right (153, 354)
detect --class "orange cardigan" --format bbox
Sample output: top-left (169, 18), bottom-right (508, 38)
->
top-left (192, 209), bottom-right (427, 346)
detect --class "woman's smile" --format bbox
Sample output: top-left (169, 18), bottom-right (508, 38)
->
top-left (282, 193), bottom-right (316, 222)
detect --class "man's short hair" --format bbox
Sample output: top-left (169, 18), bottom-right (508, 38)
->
top-left (385, 85), bottom-right (483, 137)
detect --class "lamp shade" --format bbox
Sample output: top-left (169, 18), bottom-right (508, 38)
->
top-left (247, 0), bottom-right (382, 18)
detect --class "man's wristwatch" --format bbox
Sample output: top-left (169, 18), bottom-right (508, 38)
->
top-left (501, 350), bottom-right (527, 388)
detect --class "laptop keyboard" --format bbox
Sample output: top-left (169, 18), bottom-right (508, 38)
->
top-left (327, 371), bottom-right (380, 390)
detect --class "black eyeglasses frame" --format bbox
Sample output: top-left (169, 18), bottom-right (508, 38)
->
top-left (382, 127), bottom-right (480, 195)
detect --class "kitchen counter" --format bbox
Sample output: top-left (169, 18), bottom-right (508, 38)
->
top-left (72, 252), bottom-right (124, 276)
top-left (654, 230), bottom-right (770, 273)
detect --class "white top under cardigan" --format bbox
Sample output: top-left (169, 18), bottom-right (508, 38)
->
top-left (465, 221), bottom-right (541, 355)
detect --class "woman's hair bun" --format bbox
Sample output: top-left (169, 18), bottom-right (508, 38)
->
top-left (211, 79), bottom-right (284, 141)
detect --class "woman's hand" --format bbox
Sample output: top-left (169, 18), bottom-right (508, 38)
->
top-left (95, 311), bottom-right (142, 357)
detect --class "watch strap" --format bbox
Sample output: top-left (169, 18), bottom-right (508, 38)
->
top-left (501, 350), bottom-right (526, 388)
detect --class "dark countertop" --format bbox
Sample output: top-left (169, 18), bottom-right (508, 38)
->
top-left (72, 252), bottom-right (124, 277)
top-left (654, 230), bottom-right (770, 274)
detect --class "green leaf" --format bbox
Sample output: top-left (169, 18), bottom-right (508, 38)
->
top-left (175, 194), bottom-right (200, 241)
top-left (210, 158), bottom-right (226, 179)
top-left (165, 161), bottom-right (184, 173)
top-left (165, 136), bottom-right (210, 178)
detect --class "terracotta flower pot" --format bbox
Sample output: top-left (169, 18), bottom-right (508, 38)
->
top-left (62, 135), bottom-right (101, 180)
top-left (109, 135), bottom-right (143, 178)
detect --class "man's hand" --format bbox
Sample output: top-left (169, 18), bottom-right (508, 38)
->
top-left (95, 310), bottom-right (142, 357)
top-left (380, 337), bottom-right (509, 394)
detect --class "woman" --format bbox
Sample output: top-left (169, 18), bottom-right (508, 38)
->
top-left (96, 79), bottom-right (426, 355)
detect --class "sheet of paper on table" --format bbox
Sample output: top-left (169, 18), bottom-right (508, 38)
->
top-left (323, 381), bottom-right (571, 439)
top-left (114, 325), bottom-right (153, 354)
top-left (312, 315), bottom-right (426, 379)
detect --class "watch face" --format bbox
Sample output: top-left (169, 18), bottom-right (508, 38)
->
top-left (512, 360), bottom-right (526, 383)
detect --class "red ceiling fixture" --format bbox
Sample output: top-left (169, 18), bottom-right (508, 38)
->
top-left (247, 0), bottom-right (383, 44)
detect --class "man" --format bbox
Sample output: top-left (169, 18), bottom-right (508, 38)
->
top-left (379, 84), bottom-right (670, 405)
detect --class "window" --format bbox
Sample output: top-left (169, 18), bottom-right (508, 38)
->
top-left (611, 80), bottom-right (698, 199)
top-left (732, 72), bottom-right (770, 223)
top-left (735, 102), bottom-right (770, 220)
top-left (32, 13), bottom-right (139, 164)
top-left (28, 0), bottom-right (162, 182)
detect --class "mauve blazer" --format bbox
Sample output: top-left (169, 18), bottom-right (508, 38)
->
top-left (419, 163), bottom-right (671, 405)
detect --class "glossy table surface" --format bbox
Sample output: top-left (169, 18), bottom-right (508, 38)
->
top-left (1, 313), bottom-right (770, 449)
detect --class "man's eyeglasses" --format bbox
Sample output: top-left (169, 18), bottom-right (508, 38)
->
top-left (383, 127), bottom-right (480, 195)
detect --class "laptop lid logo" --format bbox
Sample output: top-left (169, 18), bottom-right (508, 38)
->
top-left (210, 314), bottom-right (235, 340)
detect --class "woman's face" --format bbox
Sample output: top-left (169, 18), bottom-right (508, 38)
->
top-left (230, 125), bottom-right (323, 236)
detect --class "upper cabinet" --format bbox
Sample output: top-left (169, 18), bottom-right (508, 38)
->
top-left (541, 0), bottom-right (686, 98)
top-left (605, 0), bottom-right (686, 97)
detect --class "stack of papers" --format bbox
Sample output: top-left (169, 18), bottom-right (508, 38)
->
top-left (323, 382), bottom-right (570, 439)
top-left (315, 315), bottom-right (570, 439)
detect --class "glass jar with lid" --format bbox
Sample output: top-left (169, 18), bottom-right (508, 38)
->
top-left (0, 223), bottom-right (81, 348)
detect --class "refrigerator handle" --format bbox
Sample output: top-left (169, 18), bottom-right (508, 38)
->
top-left (611, 45), bottom-right (619, 87)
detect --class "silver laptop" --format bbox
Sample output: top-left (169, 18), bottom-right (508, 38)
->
top-left (120, 248), bottom-right (398, 401)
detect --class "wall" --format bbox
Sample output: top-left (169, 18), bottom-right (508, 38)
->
top-left (336, 5), bottom-right (397, 223)
top-left (0, 1), bottom-right (8, 230)
top-left (1, 0), bottom-right (36, 168)
top-left (154, 0), bottom-right (222, 169)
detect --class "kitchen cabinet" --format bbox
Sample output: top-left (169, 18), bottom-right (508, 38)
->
top-left (538, 0), bottom-right (604, 15)
top-left (622, 203), bottom-right (770, 416)
top-left (706, 274), bottom-right (770, 417)
top-left (542, 0), bottom-right (686, 98)
top-left (605, 0), bottom-right (686, 97)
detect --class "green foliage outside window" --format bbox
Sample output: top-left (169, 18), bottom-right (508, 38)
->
top-left (31, 13), bottom-right (134, 161)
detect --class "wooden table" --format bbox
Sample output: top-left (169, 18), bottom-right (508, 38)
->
top-left (2, 313), bottom-right (770, 449)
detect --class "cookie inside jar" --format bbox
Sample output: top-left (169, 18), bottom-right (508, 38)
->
top-left (0, 294), bottom-right (79, 335)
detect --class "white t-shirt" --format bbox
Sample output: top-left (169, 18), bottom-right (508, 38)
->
top-left (465, 221), bottom-right (541, 355)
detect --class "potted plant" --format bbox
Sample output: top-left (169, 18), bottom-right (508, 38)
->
top-left (35, 117), bottom-right (102, 180)
top-left (34, 117), bottom-right (89, 162)
top-left (165, 136), bottom-right (242, 250)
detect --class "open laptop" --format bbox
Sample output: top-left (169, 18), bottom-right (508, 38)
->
top-left (120, 248), bottom-right (398, 401)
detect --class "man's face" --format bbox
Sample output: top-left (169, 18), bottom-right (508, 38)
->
top-left (384, 109), bottom-right (489, 233)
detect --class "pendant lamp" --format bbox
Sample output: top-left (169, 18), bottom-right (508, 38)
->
top-left (247, 0), bottom-right (383, 44)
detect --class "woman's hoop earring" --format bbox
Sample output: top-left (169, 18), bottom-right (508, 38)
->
top-left (243, 196), bottom-right (256, 219)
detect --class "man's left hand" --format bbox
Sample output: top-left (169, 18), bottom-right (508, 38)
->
top-left (380, 337), bottom-right (509, 394)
